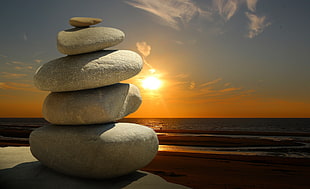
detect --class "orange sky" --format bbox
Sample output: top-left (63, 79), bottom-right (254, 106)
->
top-left (0, 70), bottom-right (309, 118)
top-left (1, 40), bottom-right (310, 118)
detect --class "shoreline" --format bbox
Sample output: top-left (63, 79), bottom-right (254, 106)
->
top-left (156, 129), bottom-right (310, 137)
top-left (1, 126), bottom-right (310, 156)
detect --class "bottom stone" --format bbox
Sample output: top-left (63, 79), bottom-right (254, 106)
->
top-left (0, 147), bottom-right (190, 189)
top-left (29, 123), bottom-right (159, 179)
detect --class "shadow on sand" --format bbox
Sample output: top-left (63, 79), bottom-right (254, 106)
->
top-left (0, 161), bottom-right (148, 189)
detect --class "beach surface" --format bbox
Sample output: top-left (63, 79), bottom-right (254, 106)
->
top-left (142, 151), bottom-right (310, 189)
top-left (1, 125), bottom-right (310, 188)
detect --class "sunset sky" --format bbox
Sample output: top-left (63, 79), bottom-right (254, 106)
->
top-left (0, 0), bottom-right (309, 118)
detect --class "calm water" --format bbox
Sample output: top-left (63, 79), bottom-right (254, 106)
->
top-left (1, 118), bottom-right (309, 133)
top-left (121, 118), bottom-right (310, 158)
top-left (1, 118), bottom-right (310, 158)
top-left (121, 118), bottom-right (310, 133)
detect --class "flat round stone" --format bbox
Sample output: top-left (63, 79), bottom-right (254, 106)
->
top-left (57, 27), bottom-right (125, 55)
top-left (33, 50), bottom-right (143, 92)
top-left (69, 17), bottom-right (102, 27)
top-left (29, 123), bottom-right (159, 179)
top-left (43, 83), bottom-right (142, 125)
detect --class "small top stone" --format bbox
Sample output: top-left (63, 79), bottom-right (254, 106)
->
top-left (69, 17), bottom-right (102, 27)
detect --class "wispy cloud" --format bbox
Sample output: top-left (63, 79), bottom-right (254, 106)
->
top-left (136, 41), bottom-right (151, 57)
top-left (219, 87), bottom-right (242, 92)
top-left (175, 73), bottom-right (190, 79)
top-left (136, 41), bottom-right (154, 70)
top-left (0, 82), bottom-right (37, 92)
top-left (126, 69), bottom-right (255, 105)
top-left (23, 33), bottom-right (28, 41)
top-left (5, 60), bottom-right (38, 71)
top-left (200, 78), bottom-right (222, 87)
top-left (168, 80), bottom-right (253, 104)
top-left (174, 40), bottom-right (184, 45)
top-left (126, 0), bottom-right (211, 30)
top-left (14, 66), bottom-right (33, 70)
top-left (6, 61), bottom-right (27, 66)
top-left (246, 0), bottom-right (258, 12)
top-left (213, 0), bottom-right (239, 21)
top-left (127, 0), bottom-right (270, 38)
top-left (246, 12), bottom-right (271, 38)
top-left (140, 73), bottom-right (255, 103)
top-left (224, 82), bottom-right (231, 87)
top-left (189, 81), bottom-right (196, 89)
top-left (34, 59), bottom-right (43, 63)
top-left (0, 54), bottom-right (8, 58)
top-left (213, 0), bottom-right (270, 38)
top-left (213, 0), bottom-right (257, 20)
top-left (0, 72), bottom-right (27, 79)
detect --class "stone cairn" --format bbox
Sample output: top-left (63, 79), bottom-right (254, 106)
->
top-left (30, 17), bottom-right (159, 179)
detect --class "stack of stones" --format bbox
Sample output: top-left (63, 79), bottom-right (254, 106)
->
top-left (30, 17), bottom-right (158, 179)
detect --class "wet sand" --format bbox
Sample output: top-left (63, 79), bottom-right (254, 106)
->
top-left (157, 134), bottom-right (303, 147)
top-left (148, 130), bottom-right (310, 188)
top-left (142, 151), bottom-right (310, 189)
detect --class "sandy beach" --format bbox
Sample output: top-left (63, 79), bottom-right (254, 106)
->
top-left (1, 125), bottom-right (310, 188)
top-left (142, 151), bottom-right (310, 189)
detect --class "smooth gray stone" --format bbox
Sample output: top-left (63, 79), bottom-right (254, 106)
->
top-left (33, 50), bottom-right (143, 92)
top-left (0, 160), bottom-right (189, 189)
top-left (57, 27), bottom-right (124, 55)
top-left (43, 83), bottom-right (141, 125)
top-left (29, 123), bottom-right (159, 179)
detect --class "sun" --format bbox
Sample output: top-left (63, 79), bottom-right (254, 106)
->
top-left (142, 76), bottom-right (161, 90)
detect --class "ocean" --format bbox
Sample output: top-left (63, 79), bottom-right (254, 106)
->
top-left (1, 118), bottom-right (309, 133)
top-left (122, 118), bottom-right (310, 133)
top-left (1, 118), bottom-right (309, 158)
